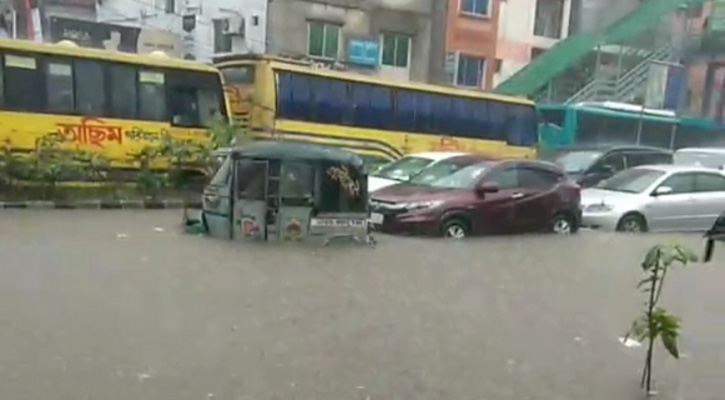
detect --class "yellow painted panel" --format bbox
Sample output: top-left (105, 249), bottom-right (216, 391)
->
top-left (272, 120), bottom-right (536, 160)
top-left (0, 111), bottom-right (210, 169)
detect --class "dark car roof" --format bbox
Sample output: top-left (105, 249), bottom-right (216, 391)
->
top-left (231, 142), bottom-right (364, 168)
top-left (476, 158), bottom-right (565, 173)
top-left (555, 144), bottom-right (672, 154)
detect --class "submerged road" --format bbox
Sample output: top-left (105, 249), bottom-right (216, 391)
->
top-left (1, 210), bottom-right (724, 400)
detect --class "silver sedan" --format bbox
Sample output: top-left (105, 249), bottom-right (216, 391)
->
top-left (581, 165), bottom-right (725, 232)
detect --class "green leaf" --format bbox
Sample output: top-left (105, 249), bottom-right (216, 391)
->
top-left (661, 331), bottom-right (680, 359)
top-left (675, 245), bottom-right (699, 264)
top-left (642, 246), bottom-right (663, 270)
top-left (628, 315), bottom-right (650, 340)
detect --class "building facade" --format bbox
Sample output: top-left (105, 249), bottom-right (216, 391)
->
top-left (494, 0), bottom-right (572, 87)
top-left (443, 0), bottom-right (501, 90)
top-left (96, 0), bottom-right (267, 60)
top-left (265, 0), bottom-right (448, 83)
top-left (494, 0), bottom-right (641, 87)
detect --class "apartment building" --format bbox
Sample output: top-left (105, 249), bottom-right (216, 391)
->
top-left (96, 0), bottom-right (268, 60)
top-left (265, 0), bottom-right (448, 83)
top-left (494, 0), bottom-right (641, 87)
top-left (443, 0), bottom-right (501, 90)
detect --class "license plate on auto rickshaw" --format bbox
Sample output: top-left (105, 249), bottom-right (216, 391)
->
top-left (369, 212), bottom-right (384, 225)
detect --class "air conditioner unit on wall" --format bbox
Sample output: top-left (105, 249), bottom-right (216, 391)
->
top-left (223, 16), bottom-right (245, 37)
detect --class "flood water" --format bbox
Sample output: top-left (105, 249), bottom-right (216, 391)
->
top-left (1, 210), bottom-right (724, 400)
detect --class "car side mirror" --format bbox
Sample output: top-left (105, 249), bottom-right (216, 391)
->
top-left (599, 164), bottom-right (615, 175)
top-left (652, 186), bottom-right (673, 196)
top-left (476, 182), bottom-right (499, 197)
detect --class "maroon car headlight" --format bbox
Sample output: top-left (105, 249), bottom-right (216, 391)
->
top-left (402, 200), bottom-right (445, 212)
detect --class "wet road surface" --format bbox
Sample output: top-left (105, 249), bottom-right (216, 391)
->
top-left (1, 210), bottom-right (724, 400)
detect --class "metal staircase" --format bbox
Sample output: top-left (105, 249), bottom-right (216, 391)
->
top-left (495, 0), bottom-right (708, 102)
top-left (561, 45), bottom-right (672, 104)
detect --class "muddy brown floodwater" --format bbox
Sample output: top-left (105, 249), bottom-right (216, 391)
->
top-left (1, 210), bottom-right (724, 400)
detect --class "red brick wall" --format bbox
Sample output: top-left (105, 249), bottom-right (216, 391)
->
top-left (445, 0), bottom-right (500, 89)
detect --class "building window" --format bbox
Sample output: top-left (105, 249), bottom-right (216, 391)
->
top-left (534, 0), bottom-right (565, 38)
top-left (461, 0), bottom-right (490, 16)
top-left (307, 21), bottom-right (340, 59)
top-left (165, 0), bottom-right (174, 13)
top-left (213, 19), bottom-right (233, 53)
top-left (381, 33), bottom-right (411, 68)
top-left (456, 54), bottom-right (485, 87)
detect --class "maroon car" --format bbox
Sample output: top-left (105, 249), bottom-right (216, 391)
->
top-left (369, 159), bottom-right (581, 238)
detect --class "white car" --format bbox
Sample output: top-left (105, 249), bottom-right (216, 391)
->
top-left (368, 152), bottom-right (466, 193)
top-left (674, 147), bottom-right (725, 170)
top-left (581, 164), bottom-right (725, 232)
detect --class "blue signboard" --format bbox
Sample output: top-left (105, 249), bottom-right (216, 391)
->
top-left (348, 39), bottom-right (380, 67)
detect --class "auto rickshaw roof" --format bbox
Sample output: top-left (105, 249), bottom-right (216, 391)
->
top-left (231, 142), bottom-right (365, 168)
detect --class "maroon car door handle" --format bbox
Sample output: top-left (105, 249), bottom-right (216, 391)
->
top-left (511, 192), bottom-right (525, 199)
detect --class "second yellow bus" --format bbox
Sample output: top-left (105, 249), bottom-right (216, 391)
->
top-left (214, 54), bottom-right (538, 163)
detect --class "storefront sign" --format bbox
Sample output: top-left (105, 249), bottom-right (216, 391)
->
top-left (48, 17), bottom-right (140, 53)
top-left (137, 29), bottom-right (183, 57)
top-left (347, 38), bottom-right (379, 67)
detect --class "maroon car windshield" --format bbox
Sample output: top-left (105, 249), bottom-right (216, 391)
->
top-left (410, 159), bottom-right (491, 186)
top-left (428, 163), bottom-right (491, 189)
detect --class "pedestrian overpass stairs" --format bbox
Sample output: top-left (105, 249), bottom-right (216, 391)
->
top-left (494, 0), bottom-right (707, 104)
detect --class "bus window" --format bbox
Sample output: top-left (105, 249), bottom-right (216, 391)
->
top-left (277, 72), bottom-right (312, 121)
top-left (486, 100), bottom-right (505, 140)
top-left (198, 83), bottom-right (223, 126)
top-left (414, 92), bottom-right (433, 134)
top-left (110, 64), bottom-right (137, 119)
top-left (576, 113), bottom-right (602, 144)
top-left (221, 66), bottom-right (255, 84)
top-left (4, 54), bottom-right (42, 112)
top-left (276, 72), bottom-right (293, 119)
top-left (314, 76), bottom-right (346, 125)
top-left (138, 69), bottom-right (166, 122)
top-left (507, 105), bottom-right (537, 146)
top-left (640, 121), bottom-right (672, 149)
top-left (395, 89), bottom-right (416, 132)
top-left (168, 71), bottom-right (224, 128)
top-left (430, 94), bottom-right (451, 134)
top-left (369, 85), bottom-right (393, 130)
top-left (46, 58), bottom-right (74, 114)
top-left (540, 109), bottom-right (565, 127)
top-left (351, 83), bottom-right (393, 129)
top-left (74, 59), bottom-right (106, 116)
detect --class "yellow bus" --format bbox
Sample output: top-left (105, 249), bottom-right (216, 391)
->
top-left (214, 54), bottom-right (537, 163)
top-left (0, 39), bottom-right (227, 169)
